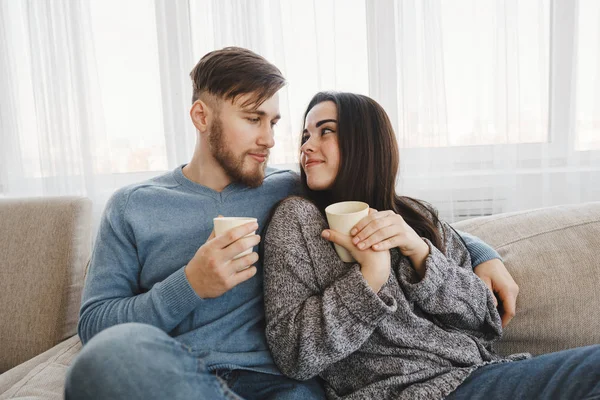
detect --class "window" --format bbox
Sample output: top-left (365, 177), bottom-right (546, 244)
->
top-left (575, 0), bottom-right (600, 151)
top-left (394, 0), bottom-right (550, 148)
top-left (90, 0), bottom-right (168, 173)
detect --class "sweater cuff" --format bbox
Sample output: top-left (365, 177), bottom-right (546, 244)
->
top-left (457, 230), bottom-right (502, 267)
top-left (398, 238), bottom-right (446, 303)
top-left (333, 265), bottom-right (397, 326)
top-left (468, 245), bottom-right (502, 267)
top-left (154, 265), bottom-right (202, 319)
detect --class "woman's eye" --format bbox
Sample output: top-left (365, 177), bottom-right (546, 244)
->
top-left (301, 135), bottom-right (309, 144)
top-left (322, 128), bottom-right (334, 135)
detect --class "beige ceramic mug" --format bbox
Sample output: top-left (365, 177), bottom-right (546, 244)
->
top-left (325, 201), bottom-right (369, 262)
top-left (213, 217), bottom-right (258, 259)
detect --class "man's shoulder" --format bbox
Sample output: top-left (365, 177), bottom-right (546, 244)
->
top-left (264, 167), bottom-right (299, 184)
top-left (260, 167), bottom-right (301, 197)
top-left (107, 170), bottom-right (180, 213)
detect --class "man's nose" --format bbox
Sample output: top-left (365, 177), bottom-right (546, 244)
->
top-left (258, 125), bottom-right (275, 148)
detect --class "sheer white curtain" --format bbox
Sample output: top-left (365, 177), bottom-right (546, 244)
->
top-left (368, 0), bottom-right (600, 220)
top-left (1, 0), bottom-right (599, 236)
top-left (0, 0), bottom-right (168, 229)
top-left (186, 0), bottom-right (371, 165)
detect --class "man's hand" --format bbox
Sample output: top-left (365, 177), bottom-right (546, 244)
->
top-left (474, 258), bottom-right (519, 328)
top-left (185, 221), bottom-right (260, 299)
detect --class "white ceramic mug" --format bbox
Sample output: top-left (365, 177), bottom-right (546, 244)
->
top-left (325, 201), bottom-right (369, 262)
top-left (213, 217), bottom-right (258, 259)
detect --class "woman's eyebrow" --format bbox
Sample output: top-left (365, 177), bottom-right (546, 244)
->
top-left (315, 119), bottom-right (337, 127)
top-left (303, 119), bottom-right (338, 134)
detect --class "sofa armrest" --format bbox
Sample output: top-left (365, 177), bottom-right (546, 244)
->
top-left (0, 197), bottom-right (91, 373)
top-left (454, 201), bottom-right (600, 356)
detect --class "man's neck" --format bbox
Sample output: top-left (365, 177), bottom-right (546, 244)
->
top-left (182, 155), bottom-right (232, 193)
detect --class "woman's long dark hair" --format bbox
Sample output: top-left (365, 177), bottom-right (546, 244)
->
top-left (300, 91), bottom-right (444, 250)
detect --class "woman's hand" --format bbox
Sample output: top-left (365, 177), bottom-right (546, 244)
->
top-left (321, 229), bottom-right (391, 293)
top-left (350, 209), bottom-right (430, 277)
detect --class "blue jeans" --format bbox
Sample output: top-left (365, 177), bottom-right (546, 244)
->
top-left (65, 323), bottom-right (326, 400)
top-left (447, 345), bottom-right (600, 400)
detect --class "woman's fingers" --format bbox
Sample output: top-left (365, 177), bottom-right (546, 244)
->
top-left (321, 229), bottom-right (354, 251)
top-left (350, 208), bottom-right (381, 236)
top-left (353, 212), bottom-right (402, 248)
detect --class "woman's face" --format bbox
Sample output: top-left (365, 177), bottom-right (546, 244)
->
top-left (300, 101), bottom-right (340, 191)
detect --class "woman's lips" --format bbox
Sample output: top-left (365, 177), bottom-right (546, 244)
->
top-left (305, 160), bottom-right (324, 169)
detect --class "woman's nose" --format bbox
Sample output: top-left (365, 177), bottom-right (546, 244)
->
top-left (301, 136), bottom-right (317, 153)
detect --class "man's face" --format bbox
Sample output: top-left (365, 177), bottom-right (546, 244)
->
top-left (208, 93), bottom-right (280, 188)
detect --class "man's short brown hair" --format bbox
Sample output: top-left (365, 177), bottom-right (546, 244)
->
top-left (190, 47), bottom-right (286, 108)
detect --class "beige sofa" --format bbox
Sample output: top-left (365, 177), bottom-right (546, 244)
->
top-left (1, 198), bottom-right (599, 399)
top-left (0, 197), bottom-right (91, 399)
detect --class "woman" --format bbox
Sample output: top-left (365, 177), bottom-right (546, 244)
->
top-left (262, 92), bottom-right (600, 399)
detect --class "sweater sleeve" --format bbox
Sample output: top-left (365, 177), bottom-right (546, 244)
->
top-left (77, 188), bottom-right (202, 344)
top-left (263, 198), bottom-right (397, 381)
top-left (455, 229), bottom-right (502, 267)
top-left (396, 221), bottom-right (502, 342)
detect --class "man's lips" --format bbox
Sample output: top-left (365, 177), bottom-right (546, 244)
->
top-left (249, 153), bottom-right (268, 163)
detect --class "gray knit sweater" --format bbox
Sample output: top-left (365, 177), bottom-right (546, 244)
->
top-left (263, 197), bottom-right (528, 400)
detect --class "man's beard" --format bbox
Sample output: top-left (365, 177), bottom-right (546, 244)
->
top-left (208, 117), bottom-right (268, 188)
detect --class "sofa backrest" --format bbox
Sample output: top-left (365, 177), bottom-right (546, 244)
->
top-left (454, 202), bottom-right (600, 356)
top-left (0, 197), bottom-right (91, 373)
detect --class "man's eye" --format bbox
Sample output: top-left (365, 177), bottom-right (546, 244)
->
top-left (247, 117), bottom-right (260, 123)
top-left (271, 121), bottom-right (279, 128)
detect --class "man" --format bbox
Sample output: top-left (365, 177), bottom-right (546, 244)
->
top-left (65, 47), bottom-right (518, 399)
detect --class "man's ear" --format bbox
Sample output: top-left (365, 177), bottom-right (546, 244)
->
top-left (190, 99), bottom-right (213, 133)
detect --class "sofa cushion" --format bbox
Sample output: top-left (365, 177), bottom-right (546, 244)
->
top-left (0, 197), bottom-right (91, 373)
top-left (0, 335), bottom-right (80, 400)
top-left (454, 202), bottom-right (600, 356)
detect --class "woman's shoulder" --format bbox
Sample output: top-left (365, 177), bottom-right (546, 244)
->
top-left (400, 196), bottom-right (469, 257)
top-left (271, 196), bottom-right (322, 221)
top-left (398, 195), bottom-right (450, 240)
top-left (399, 196), bottom-right (442, 227)
top-left (264, 196), bottom-right (327, 248)
top-left (400, 196), bottom-right (436, 215)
